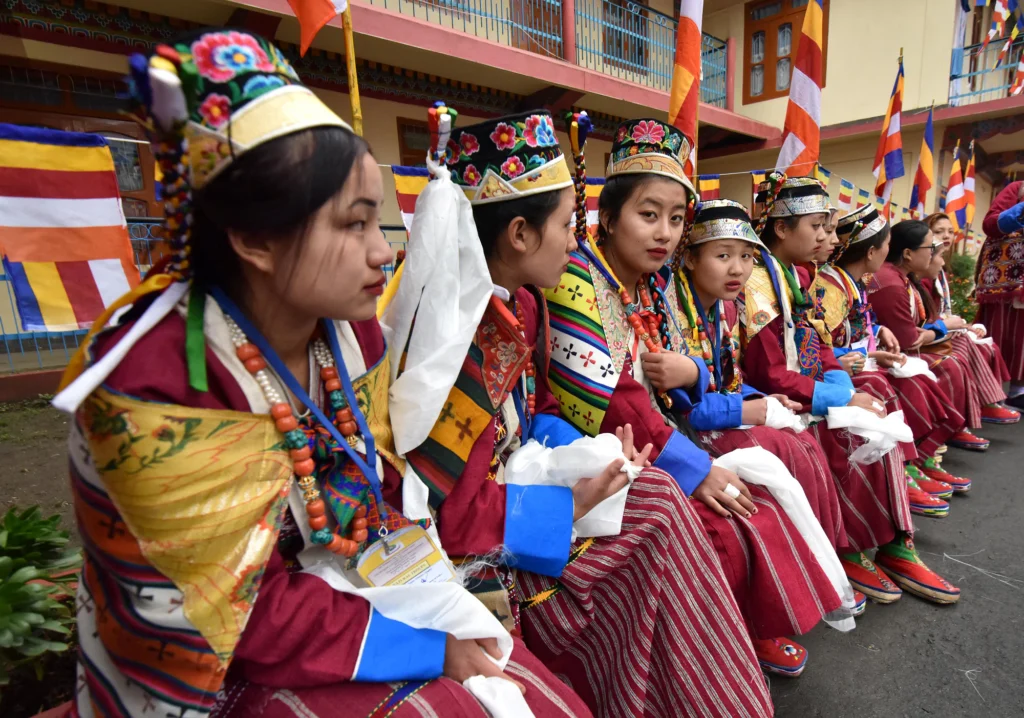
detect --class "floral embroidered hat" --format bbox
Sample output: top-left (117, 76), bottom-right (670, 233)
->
top-left (130, 28), bottom-right (351, 191)
top-left (447, 110), bottom-right (574, 204)
top-left (607, 118), bottom-right (695, 196)
top-left (688, 200), bottom-right (765, 248)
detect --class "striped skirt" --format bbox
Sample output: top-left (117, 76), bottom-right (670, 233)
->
top-left (978, 302), bottom-right (1024, 381)
top-left (516, 468), bottom-right (774, 718)
top-left (212, 636), bottom-right (592, 717)
top-left (915, 349), bottom-right (983, 429)
top-left (950, 332), bottom-right (1009, 404)
top-left (809, 422), bottom-right (912, 553)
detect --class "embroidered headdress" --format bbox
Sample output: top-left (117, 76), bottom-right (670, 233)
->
top-left (447, 110), bottom-right (573, 204)
top-left (688, 200), bottom-right (765, 248)
top-left (837, 203), bottom-right (888, 245)
top-left (607, 118), bottom-right (695, 196)
top-left (756, 176), bottom-right (831, 219)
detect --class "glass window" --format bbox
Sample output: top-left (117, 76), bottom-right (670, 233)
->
top-left (751, 31), bottom-right (765, 63)
top-left (752, 2), bottom-right (782, 20)
top-left (104, 138), bottom-right (144, 193)
top-left (751, 64), bottom-right (764, 96)
top-left (776, 58), bottom-right (791, 90)
top-left (398, 120), bottom-right (432, 167)
top-left (792, 0), bottom-right (810, 7)
top-left (777, 23), bottom-right (792, 56)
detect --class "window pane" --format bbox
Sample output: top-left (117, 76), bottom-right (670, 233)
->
top-left (751, 2), bottom-right (782, 21)
top-left (776, 58), bottom-right (792, 91)
top-left (777, 23), bottom-right (792, 56)
top-left (792, 0), bottom-right (810, 7)
top-left (105, 138), bottom-right (144, 193)
top-left (751, 31), bottom-right (765, 63)
top-left (751, 64), bottom-right (764, 96)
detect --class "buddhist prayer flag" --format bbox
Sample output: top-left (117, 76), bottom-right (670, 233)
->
top-left (391, 165), bottom-right (430, 233)
top-left (0, 124), bottom-right (138, 332)
top-left (586, 177), bottom-right (604, 238)
top-left (857, 188), bottom-right (871, 208)
top-left (909, 106), bottom-right (935, 215)
top-left (1012, 52), bottom-right (1024, 94)
top-left (751, 170), bottom-right (767, 208)
top-left (993, 10), bottom-right (1023, 67)
top-left (838, 178), bottom-right (855, 210)
top-left (984, 0), bottom-right (1010, 52)
top-left (775, 0), bottom-right (824, 175)
top-left (813, 164), bottom-right (832, 189)
top-left (668, 0), bottom-right (704, 178)
top-left (965, 140), bottom-right (977, 227)
top-left (945, 141), bottom-right (968, 230)
top-left (698, 174), bottom-right (721, 200)
top-left (288, 0), bottom-right (348, 55)
top-left (873, 56), bottom-right (905, 204)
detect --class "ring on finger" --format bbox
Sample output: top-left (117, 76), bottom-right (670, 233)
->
top-left (723, 483), bottom-right (741, 499)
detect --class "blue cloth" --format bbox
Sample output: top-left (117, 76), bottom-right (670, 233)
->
top-left (924, 319), bottom-right (948, 339)
top-left (688, 392), bottom-right (744, 431)
top-left (811, 369), bottom-right (855, 415)
top-left (652, 431), bottom-right (712, 496)
top-left (528, 412), bottom-right (584, 448)
top-left (832, 346), bottom-right (867, 358)
top-left (504, 484), bottom-right (574, 577)
top-left (355, 610), bottom-right (446, 682)
top-left (997, 203), bottom-right (1024, 235)
top-left (662, 357), bottom-right (709, 414)
top-left (740, 383), bottom-right (765, 399)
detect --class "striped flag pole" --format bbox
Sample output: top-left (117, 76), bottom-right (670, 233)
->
top-left (775, 0), bottom-right (824, 175)
top-left (872, 51), bottom-right (905, 218)
top-left (909, 104), bottom-right (935, 215)
top-left (945, 140), bottom-right (968, 232)
top-left (668, 0), bottom-right (704, 180)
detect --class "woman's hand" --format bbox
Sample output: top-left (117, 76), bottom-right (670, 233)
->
top-left (740, 398), bottom-right (768, 425)
top-left (945, 315), bottom-right (967, 331)
top-left (443, 635), bottom-right (525, 693)
top-left (572, 459), bottom-right (631, 521)
top-left (768, 394), bottom-right (803, 412)
top-left (848, 392), bottom-right (886, 418)
top-left (910, 329), bottom-right (936, 350)
top-left (693, 466), bottom-right (757, 519)
top-left (839, 352), bottom-right (866, 376)
top-left (616, 424), bottom-right (653, 469)
top-left (971, 324), bottom-right (987, 338)
top-left (640, 352), bottom-right (699, 392)
top-left (869, 350), bottom-right (904, 368)
top-left (876, 326), bottom-right (900, 354)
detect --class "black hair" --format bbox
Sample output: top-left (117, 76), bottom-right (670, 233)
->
top-left (471, 190), bottom-right (564, 260)
top-left (758, 215), bottom-right (801, 249)
top-left (836, 224), bottom-right (890, 267)
top-left (887, 219), bottom-right (937, 320)
top-left (190, 125), bottom-right (369, 290)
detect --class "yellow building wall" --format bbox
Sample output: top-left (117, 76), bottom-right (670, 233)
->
top-left (703, 0), bottom-right (957, 129)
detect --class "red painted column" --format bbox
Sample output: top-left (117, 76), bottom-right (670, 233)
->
top-left (562, 0), bottom-right (577, 64)
top-left (726, 36), bottom-right (736, 112)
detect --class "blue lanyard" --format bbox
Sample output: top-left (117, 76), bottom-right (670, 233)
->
top-left (210, 287), bottom-right (388, 524)
top-left (686, 274), bottom-right (725, 391)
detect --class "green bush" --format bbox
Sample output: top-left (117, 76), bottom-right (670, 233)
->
top-left (948, 252), bottom-right (978, 324)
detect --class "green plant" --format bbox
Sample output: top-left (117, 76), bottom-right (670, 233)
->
top-left (948, 251), bottom-right (978, 323)
top-left (0, 507), bottom-right (80, 576)
top-left (0, 558), bottom-right (76, 685)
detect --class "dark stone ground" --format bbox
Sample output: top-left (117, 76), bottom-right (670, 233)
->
top-left (769, 421), bottom-right (1024, 718)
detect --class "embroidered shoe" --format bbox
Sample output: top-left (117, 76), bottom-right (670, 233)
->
top-left (906, 466), bottom-right (953, 499)
top-left (752, 637), bottom-right (808, 677)
top-left (948, 430), bottom-right (990, 452)
top-left (919, 457), bottom-right (972, 494)
top-left (852, 590), bottom-right (867, 617)
top-left (874, 536), bottom-right (961, 605)
top-left (841, 552), bottom-right (902, 604)
top-left (907, 486), bottom-right (950, 517)
top-left (934, 444), bottom-right (948, 455)
top-left (981, 404), bottom-right (1021, 424)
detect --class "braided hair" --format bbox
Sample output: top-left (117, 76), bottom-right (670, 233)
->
top-left (646, 273), bottom-right (673, 350)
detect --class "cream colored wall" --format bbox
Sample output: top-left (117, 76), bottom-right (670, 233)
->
top-left (704, 0), bottom-right (957, 129)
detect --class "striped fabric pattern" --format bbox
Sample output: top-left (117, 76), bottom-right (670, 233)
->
top-left (668, 0), bottom-right (704, 178)
top-left (813, 164), bottom-right (832, 189)
top-left (0, 124), bottom-right (138, 332)
top-left (838, 179), bottom-right (855, 210)
top-left (965, 141), bottom-right (977, 227)
top-left (872, 58), bottom-right (905, 205)
top-left (697, 174), bottom-right (721, 200)
top-left (909, 106), bottom-right (935, 215)
top-left (775, 0), bottom-right (824, 175)
top-left (856, 188), bottom-right (871, 208)
top-left (585, 177), bottom-right (604, 239)
top-left (391, 165), bottom-right (430, 233)
top-left (945, 141), bottom-right (968, 230)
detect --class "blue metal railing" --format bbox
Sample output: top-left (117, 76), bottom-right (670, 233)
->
top-left (574, 0), bottom-right (727, 106)
top-left (0, 220), bottom-right (408, 374)
top-left (363, 0), bottom-right (564, 59)
top-left (949, 35), bottom-right (1024, 106)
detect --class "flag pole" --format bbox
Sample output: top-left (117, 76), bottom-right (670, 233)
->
top-left (342, 5), bottom-right (363, 136)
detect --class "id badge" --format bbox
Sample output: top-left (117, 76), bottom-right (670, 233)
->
top-left (356, 526), bottom-right (457, 587)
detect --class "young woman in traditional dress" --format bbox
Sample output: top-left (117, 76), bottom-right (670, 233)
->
top-left (53, 33), bottom-right (593, 718)
top-left (813, 206), bottom-right (973, 507)
top-left (978, 180), bottom-right (1024, 407)
top-left (385, 111), bottom-right (773, 718)
top-left (869, 221), bottom-right (992, 453)
top-left (539, 119), bottom-right (853, 680)
top-left (743, 176), bottom-right (960, 607)
top-left (924, 213), bottom-right (1018, 424)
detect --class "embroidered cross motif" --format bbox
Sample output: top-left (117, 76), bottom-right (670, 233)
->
top-left (100, 517), bottom-right (125, 539)
top-left (551, 337), bottom-right (560, 352)
top-left (568, 284), bottom-right (583, 301)
top-left (455, 417), bottom-right (474, 441)
top-left (552, 282), bottom-right (567, 294)
top-left (599, 363), bottom-right (614, 378)
top-left (167, 596), bottom-right (184, 614)
top-left (141, 694), bottom-right (156, 714)
top-left (561, 342), bottom-right (577, 361)
top-left (439, 401), bottom-right (456, 423)
top-left (78, 593), bottom-right (95, 614)
top-left (568, 403), bottom-right (581, 418)
top-left (585, 295), bottom-right (597, 311)
top-left (579, 350), bottom-right (596, 368)
top-left (148, 641), bottom-right (175, 662)
top-left (583, 410), bottom-right (595, 427)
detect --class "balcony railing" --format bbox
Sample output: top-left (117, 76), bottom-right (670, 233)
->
top-left (949, 35), bottom-right (1024, 106)
top-left (361, 0), bottom-right (730, 108)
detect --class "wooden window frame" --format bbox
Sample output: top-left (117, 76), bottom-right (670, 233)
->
top-left (742, 0), bottom-right (829, 105)
top-left (396, 117), bottom-right (431, 167)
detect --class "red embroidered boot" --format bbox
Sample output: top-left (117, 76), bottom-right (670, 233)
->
top-left (906, 465), bottom-right (953, 499)
top-left (841, 552), bottom-right (902, 604)
top-left (919, 456), bottom-right (971, 494)
top-left (981, 404), bottom-right (1020, 424)
top-left (752, 637), bottom-right (808, 677)
top-left (874, 535), bottom-right (961, 605)
top-left (948, 429), bottom-right (990, 452)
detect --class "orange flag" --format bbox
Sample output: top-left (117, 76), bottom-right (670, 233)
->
top-left (288, 0), bottom-right (348, 55)
top-left (668, 0), bottom-right (704, 178)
